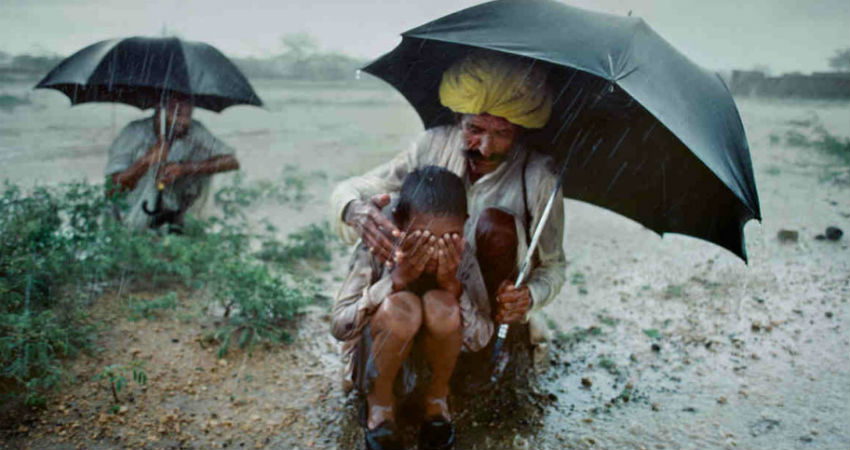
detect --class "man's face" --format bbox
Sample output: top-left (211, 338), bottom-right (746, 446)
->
top-left (157, 98), bottom-right (193, 137)
top-left (404, 212), bottom-right (466, 274)
top-left (461, 113), bottom-right (520, 178)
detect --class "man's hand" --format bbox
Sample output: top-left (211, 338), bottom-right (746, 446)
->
top-left (344, 194), bottom-right (401, 265)
top-left (435, 233), bottom-right (464, 298)
top-left (495, 280), bottom-right (533, 324)
top-left (158, 162), bottom-right (183, 186)
top-left (390, 231), bottom-right (434, 291)
top-left (142, 138), bottom-right (170, 166)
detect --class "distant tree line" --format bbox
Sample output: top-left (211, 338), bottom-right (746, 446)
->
top-left (0, 34), bottom-right (366, 82)
top-left (828, 48), bottom-right (850, 72)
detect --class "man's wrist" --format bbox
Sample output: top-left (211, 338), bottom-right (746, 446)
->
top-left (182, 162), bottom-right (197, 176)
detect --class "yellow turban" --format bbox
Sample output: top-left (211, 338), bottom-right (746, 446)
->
top-left (439, 51), bottom-right (552, 129)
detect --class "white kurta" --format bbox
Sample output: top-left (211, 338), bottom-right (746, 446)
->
top-left (330, 124), bottom-right (566, 314)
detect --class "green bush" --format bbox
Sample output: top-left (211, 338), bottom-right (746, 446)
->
top-left (1, 176), bottom-right (333, 404)
top-left (127, 292), bottom-right (178, 321)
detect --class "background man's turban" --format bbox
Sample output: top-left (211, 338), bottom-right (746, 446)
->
top-left (439, 51), bottom-right (552, 129)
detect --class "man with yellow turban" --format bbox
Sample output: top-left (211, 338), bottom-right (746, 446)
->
top-left (330, 50), bottom-right (566, 450)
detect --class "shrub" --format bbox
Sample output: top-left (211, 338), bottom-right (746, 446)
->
top-left (1, 175), bottom-right (333, 404)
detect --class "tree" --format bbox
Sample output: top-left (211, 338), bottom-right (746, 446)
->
top-left (828, 48), bottom-right (850, 72)
top-left (281, 33), bottom-right (319, 60)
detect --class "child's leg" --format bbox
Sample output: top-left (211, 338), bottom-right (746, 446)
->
top-left (367, 291), bottom-right (422, 429)
top-left (421, 289), bottom-right (462, 420)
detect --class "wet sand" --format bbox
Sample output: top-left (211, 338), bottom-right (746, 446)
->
top-left (1, 79), bottom-right (848, 449)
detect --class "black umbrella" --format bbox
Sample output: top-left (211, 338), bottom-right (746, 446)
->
top-left (364, 0), bottom-right (761, 261)
top-left (35, 36), bottom-right (262, 112)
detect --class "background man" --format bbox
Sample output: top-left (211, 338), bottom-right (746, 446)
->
top-left (105, 94), bottom-right (240, 230)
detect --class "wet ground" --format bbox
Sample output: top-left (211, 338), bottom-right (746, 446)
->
top-left (1, 80), bottom-right (849, 449)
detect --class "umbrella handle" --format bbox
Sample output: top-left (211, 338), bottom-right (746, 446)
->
top-left (151, 100), bottom-right (177, 190)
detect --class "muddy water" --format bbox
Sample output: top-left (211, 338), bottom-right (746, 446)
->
top-left (2, 79), bottom-right (849, 449)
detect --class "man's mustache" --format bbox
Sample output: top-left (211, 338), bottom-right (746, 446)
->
top-left (463, 149), bottom-right (508, 163)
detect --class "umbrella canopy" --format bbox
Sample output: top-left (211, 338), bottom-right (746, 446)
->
top-left (35, 36), bottom-right (262, 112)
top-left (363, 0), bottom-right (761, 261)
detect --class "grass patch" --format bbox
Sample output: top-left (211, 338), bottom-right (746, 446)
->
top-left (597, 357), bottom-right (620, 376)
top-left (664, 284), bottom-right (685, 298)
top-left (780, 117), bottom-right (850, 183)
top-left (597, 314), bottom-right (618, 327)
top-left (765, 166), bottom-right (781, 176)
top-left (643, 328), bottom-right (661, 340)
top-left (127, 292), bottom-right (178, 321)
top-left (554, 325), bottom-right (602, 348)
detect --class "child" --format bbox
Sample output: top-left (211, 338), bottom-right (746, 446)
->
top-left (331, 166), bottom-right (491, 450)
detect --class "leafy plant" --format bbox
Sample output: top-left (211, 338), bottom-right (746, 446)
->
top-left (127, 292), bottom-right (178, 321)
top-left (1, 171), bottom-right (331, 404)
top-left (643, 328), bottom-right (661, 339)
top-left (95, 360), bottom-right (147, 404)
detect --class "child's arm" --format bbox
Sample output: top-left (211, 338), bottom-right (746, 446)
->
top-left (330, 247), bottom-right (394, 341)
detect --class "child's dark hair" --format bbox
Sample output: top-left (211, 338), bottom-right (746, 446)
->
top-left (394, 166), bottom-right (467, 225)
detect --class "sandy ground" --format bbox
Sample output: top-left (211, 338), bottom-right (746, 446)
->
top-left (1, 80), bottom-right (849, 450)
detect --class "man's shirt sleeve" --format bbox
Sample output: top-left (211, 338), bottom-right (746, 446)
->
top-left (104, 122), bottom-right (147, 176)
top-left (330, 246), bottom-right (392, 341)
top-left (525, 159), bottom-right (567, 315)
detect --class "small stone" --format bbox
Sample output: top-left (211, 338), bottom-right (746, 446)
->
top-left (651, 343), bottom-right (661, 352)
top-left (717, 396), bottom-right (727, 405)
top-left (118, 405), bottom-right (129, 414)
top-left (651, 403), bottom-right (660, 411)
top-left (826, 312), bottom-right (834, 319)
top-left (825, 226), bottom-right (843, 241)
top-left (581, 377), bottom-right (592, 388)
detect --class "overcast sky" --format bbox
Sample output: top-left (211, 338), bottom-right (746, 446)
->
top-left (2, 0), bottom-right (848, 74)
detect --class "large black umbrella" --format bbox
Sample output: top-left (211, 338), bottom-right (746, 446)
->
top-left (364, 0), bottom-right (761, 261)
top-left (35, 36), bottom-right (262, 112)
